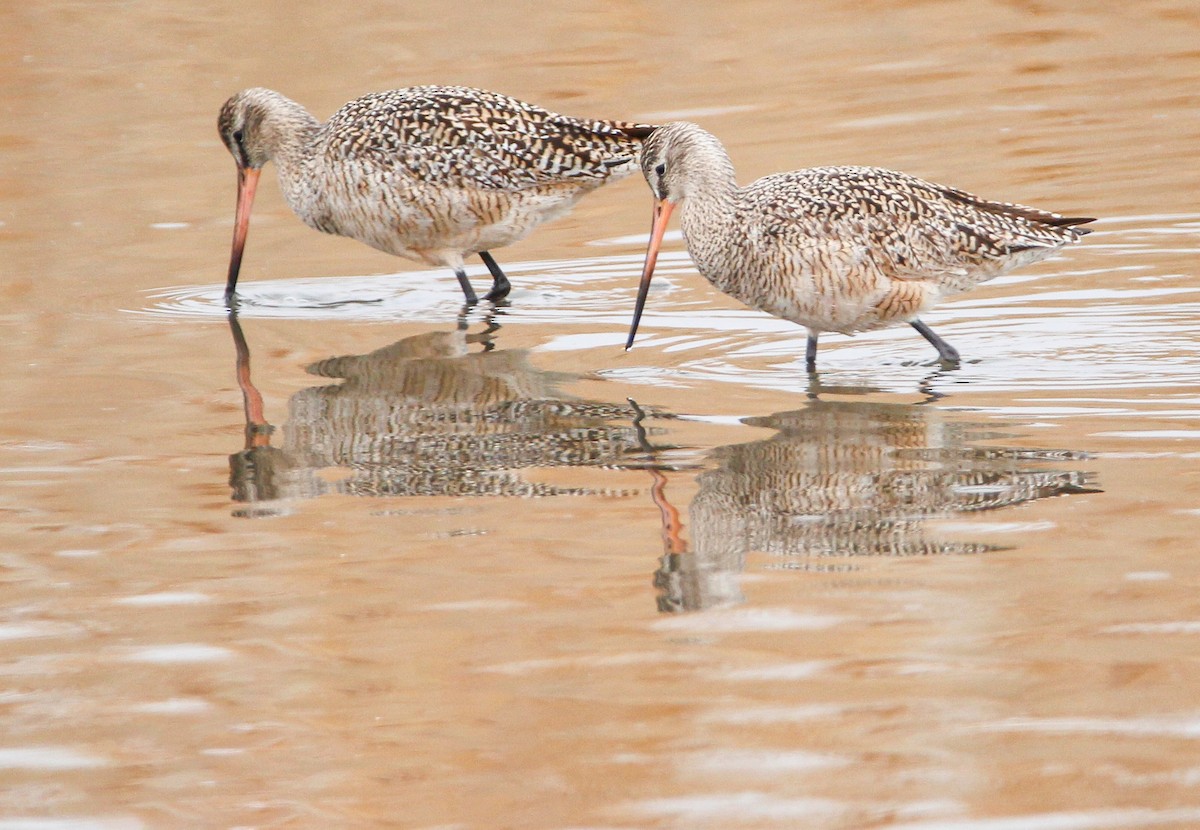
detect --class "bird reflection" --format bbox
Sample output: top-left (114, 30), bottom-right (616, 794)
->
top-left (653, 399), bottom-right (1102, 613)
top-left (226, 311), bottom-right (674, 516)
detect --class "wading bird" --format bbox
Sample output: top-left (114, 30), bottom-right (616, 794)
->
top-left (218, 86), bottom-right (655, 304)
top-left (625, 122), bottom-right (1092, 369)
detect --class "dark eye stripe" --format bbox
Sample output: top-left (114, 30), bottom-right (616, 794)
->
top-left (230, 129), bottom-right (251, 167)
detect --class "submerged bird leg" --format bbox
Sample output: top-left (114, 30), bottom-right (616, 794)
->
top-left (805, 332), bottom-right (819, 372)
top-left (910, 319), bottom-right (961, 365)
top-left (479, 251), bottom-right (512, 301)
top-left (453, 267), bottom-right (480, 304)
top-left (465, 311), bottom-right (505, 352)
top-left (805, 371), bottom-right (825, 400)
top-left (916, 370), bottom-right (949, 404)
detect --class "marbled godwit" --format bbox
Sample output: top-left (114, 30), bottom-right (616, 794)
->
top-left (218, 86), bottom-right (655, 304)
top-left (625, 122), bottom-right (1093, 369)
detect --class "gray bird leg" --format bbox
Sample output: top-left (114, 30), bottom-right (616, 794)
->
top-left (454, 267), bottom-right (479, 304)
top-left (479, 251), bottom-right (512, 301)
top-left (910, 318), bottom-right (960, 364)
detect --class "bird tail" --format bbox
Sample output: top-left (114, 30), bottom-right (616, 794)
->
top-left (939, 185), bottom-right (1096, 236)
top-left (1047, 216), bottom-right (1096, 234)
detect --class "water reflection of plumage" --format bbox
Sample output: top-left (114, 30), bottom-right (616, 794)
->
top-left (656, 401), bottom-right (1101, 612)
top-left (229, 317), bottom-right (667, 509)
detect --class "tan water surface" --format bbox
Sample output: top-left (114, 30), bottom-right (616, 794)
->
top-left (3, 1), bottom-right (1200, 827)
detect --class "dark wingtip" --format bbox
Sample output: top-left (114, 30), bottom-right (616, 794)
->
top-left (618, 124), bottom-right (659, 140)
top-left (1056, 216), bottom-right (1097, 233)
top-left (601, 156), bottom-right (635, 169)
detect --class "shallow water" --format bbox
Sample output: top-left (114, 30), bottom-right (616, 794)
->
top-left (4, 1), bottom-right (1200, 827)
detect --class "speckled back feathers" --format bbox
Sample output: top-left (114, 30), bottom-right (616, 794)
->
top-left (324, 86), bottom-right (655, 190)
top-left (741, 165), bottom-right (1092, 287)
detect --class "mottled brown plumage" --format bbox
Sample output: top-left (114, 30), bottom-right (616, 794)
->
top-left (626, 121), bottom-right (1094, 368)
top-left (217, 86), bottom-right (655, 303)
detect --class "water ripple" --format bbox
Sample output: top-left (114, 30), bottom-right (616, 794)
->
top-left (138, 217), bottom-right (1200, 403)
top-left (0, 747), bottom-right (107, 770)
top-left (885, 807), bottom-right (1200, 829)
top-left (136, 251), bottom-right (691, 323)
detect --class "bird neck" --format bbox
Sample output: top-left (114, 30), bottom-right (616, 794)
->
top-left (677, 129), bottom-right (739, 208)
top-left (250, 92), bottom-right (325, 222)
top-left (676, 138), bottom-right (739, 279)
top-left (255, 91), bottom-right (322, 170)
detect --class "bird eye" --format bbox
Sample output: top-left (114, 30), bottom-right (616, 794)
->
top-left (233, 129), bottom-right (244, 143)
top-left (654, 162), bottom-right (666, 177)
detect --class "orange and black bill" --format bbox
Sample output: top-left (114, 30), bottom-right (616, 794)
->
top-left (625, 198), bottom-right (676, 351)
top-left (225, 166), bottom-right (261, 301)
